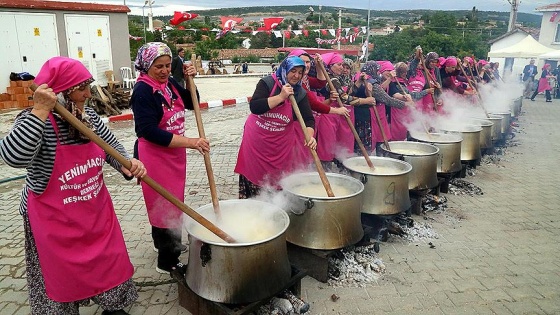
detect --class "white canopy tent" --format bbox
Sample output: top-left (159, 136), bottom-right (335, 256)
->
top-left (539, 50), bottom-right (560, 61)
top-left (488, 35), bottom-right (556, 81)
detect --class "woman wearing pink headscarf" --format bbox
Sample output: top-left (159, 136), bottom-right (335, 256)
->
top-left (530, 64), bottom-right (554, 102)
top-left (0, 57), bottom-right (146, 314)
top-left (131, 42), bottom-right (209, 275)
top-left (440, 57), bottom-right (475, 95)
top-left (235, 56), bottom-right (316, 198)
top-left (407, 49), bottom-right (443, 114)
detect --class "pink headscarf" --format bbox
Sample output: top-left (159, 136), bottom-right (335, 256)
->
top-left (477, 59), bottom-right (489, 67)
top-left (464, 56), bottom-right (474, 65)
top-left (352, 71), bottom-right (370, 82)
top-left (321, 52), bottom-right (343, 66)
top-left (543, 63), bottom-right (551, 70)
top-left (378, 61), bottom-right (394, 73)
top-left (444, 57), bottom-right (458, 67)
top-left (288, 49), bottom-right (310, 58)
top-left (34, 57), bottom-right (93, 94)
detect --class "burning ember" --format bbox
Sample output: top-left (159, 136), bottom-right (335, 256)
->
top-left (422, 194), bottom-right (448, 213)
top-left (327, 244), bottom-right (386, 287)
top-left (448, 178), bottom-right (483, 196)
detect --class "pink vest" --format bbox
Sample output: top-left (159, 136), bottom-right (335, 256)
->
top-left (390, 80), bottom-right (412, 141)
top-left (27, 114), bottom-right (133, 302)
top-left (234, 76), bottom-right (300, 187)
top-left (138, 84), bottom-right (186, 229)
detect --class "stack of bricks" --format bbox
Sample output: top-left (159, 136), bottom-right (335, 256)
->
top-left (0, 80), bottom-right (34, 110)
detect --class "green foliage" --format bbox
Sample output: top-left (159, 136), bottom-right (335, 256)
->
top-left (232, 54), bottom-right (260, 63)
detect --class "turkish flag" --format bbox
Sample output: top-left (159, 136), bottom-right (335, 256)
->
top-left (353, 27), bottom-right (359, 34)
top-left (169, 11), bottom-right (198, 25)
top-left (177, 25), bottom-right (185, 30)
top-left (220, 16), bottom-right (243, 30)
top-left (303, 29), bottom-right (309, 37)
top-left (550, 12), bottom-right (559, 22)
top-left (284, 31), bottom-right (291, 39)
top-left (321, 29), bottom-right (328, 36)
top-left (262, 17), bottom-right (284, 31)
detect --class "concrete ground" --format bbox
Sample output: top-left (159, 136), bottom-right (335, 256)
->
top-left (0, 79), bottom-right (559, 314)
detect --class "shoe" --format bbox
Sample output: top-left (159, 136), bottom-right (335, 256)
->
top-left (153, 244), bottom-right (188, 253)
top-left (156, 262), bottom-right (187, 275)
top-left (102, 310), bottom-right (130, 315)
top-left (546, 100), bottom-right (552, 102)
top-left (530, 99), bottom-right (535, 101)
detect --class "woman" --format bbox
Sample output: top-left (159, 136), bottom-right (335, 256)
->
top-left (440, 57), bottom-right (475, 95)
top-left (0, 56), bottom-right (145, 315)
top-left (130, 42), bottom-right (210, 275)
top-left (530, 64), bottom-right (554, 102)
top-left (235, 56), bottom-right (316, 199)
top-left (407, 49), bottom-right (443, 114)
top-left (287, 50), bottom-right (347, 166)
top-left (387, 62), bottom-right (433, 140)
top-left (351, 61), bottom-right (408, 153)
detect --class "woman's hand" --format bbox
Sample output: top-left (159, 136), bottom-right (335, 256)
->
top-left (363, 96), bottom-right (375, 105)
top-left (425, 88), bottom-right (435, 94)
top-left (183, 63), bottom-right (197, 77)
top-left (31, 84), bottom-right (57, 120)
top-left (187, 137), bottom-right (210, 154)
top-left (122, 158), bottom-right (147, 179)
top-left (329, 90), bottom-right (339, 102)
top-left (331, 106), bottom-right (350, 117)
top-left (305, 137), bottom-right (317, 150)
top-left (279, 83), bottom-right (294, 100)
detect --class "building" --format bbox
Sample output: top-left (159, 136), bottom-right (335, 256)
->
top-left (535, 2), bottom-right (560, 49)
top-left (0, 0), bottom-right (131, 94)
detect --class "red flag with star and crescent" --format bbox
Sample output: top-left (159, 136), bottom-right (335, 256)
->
top-left (259, 17), bottom-right (284, 31)
top-left (169, 11), bottom-right (198, 25)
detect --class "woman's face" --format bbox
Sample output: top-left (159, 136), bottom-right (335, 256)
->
top-left (427, 59), bottom-right (438, 70)
top-left (445, 65), bottom-right (456, 73)
top-left (299, 55), bottom-right (311, 75)
top-left (68, 85), bottom-right (91, 104)
top-left (286, 66), bottom-right (304, 85)
top-left (342, 64), bottom-right (351, 76)
top-left (329, 62), bottom-right (344, 75)
top-left (148, 55), bottom-right (172, 83)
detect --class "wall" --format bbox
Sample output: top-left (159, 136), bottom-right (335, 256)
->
top-left (538, 12), bottom-right (560, 49)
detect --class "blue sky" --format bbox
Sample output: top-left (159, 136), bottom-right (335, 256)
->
top-left (66, 0), bottom-right (549, 15)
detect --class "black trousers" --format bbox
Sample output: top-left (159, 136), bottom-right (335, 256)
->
top-left (531, 89), bottom-right (552, 101)
top-left (152, 226), bottom-right (182, 269)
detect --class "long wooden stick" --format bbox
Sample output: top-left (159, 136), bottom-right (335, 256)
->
top-left (188, 54), bottom-right (221, 214)
top-left (30, 84), bottom-right (236, 243)
top-left (288, 95), bottom-right (334, 197)
top-left (315, 61), bottom-right (374, 169)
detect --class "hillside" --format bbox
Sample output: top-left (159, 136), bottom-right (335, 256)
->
top-left (151, 6), bottom-right (542, 28)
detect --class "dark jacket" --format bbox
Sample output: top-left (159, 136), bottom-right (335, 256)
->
top-left (171, 56), bottom-right (185, 83)
top-left (522, 64), bottom-right (538, 81)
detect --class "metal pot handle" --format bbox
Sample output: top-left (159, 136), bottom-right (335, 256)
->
top-left (289, 198), bottom-right (314, 215)
top-left (360, 174), bottom-right (368, 184)
top-left (200, 242), bottom-right (211, 267)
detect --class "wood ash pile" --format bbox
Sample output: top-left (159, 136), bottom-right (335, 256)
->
top-left (255, 290), bottom-right (310, 315)
top-left (393, 221), bottom-right (439, 243)
top-left (327, 244), bottom-right (386, 287)
top-left (448, 178), bottom-right (483, 196)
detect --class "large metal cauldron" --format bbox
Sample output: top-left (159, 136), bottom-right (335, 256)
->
top-left (280, 172), bottom-right (364, 250)
top-left (486, 115), bottom-right (503, 141)
top-left (409, 131), bottom-right (463, 174)
top-left (185, 199), bottom-right (291, 304)
top-left (343, 156), bottom-right (411, 216)
top-left (380, 141), bottom-right (439, 190)
top-left (488, 111), bottom-right (511, 138)
top-left (511, 97), bottom-right (522, 117)
top-left (442, 125), bottom-right (482, 161)
top-left (469, 118), bottom-right (494, 149)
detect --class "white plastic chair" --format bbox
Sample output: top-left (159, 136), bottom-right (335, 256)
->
top-left (120, 66), bottom-right (136, 89)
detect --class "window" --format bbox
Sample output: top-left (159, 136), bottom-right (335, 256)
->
top-left (555, 24), bottom-right (560, 43)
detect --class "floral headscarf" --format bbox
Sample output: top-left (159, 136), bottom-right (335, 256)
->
top-left (425, 52), bottom-right (439, 68)
top-left (34, 56), bottom-right (95, 140)
top-left (134, 42), bottom-right (172, 74)
top-left (339, 58), bottom-right (354, 87)
top-left (360, 61), bottom-right (381, 84)
top-left (275, 56), bottom-right (305, 90)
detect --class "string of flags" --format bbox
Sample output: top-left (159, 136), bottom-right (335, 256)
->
top-left (134, 11), bottom-right (371, 42)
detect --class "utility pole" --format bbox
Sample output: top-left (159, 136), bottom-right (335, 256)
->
top-left (337, 8), bottom-right (342, 50)
top-left (507, 0), bottom-right (519, 32)
top-left (364, 0), bottom-right (371, 62)
top-left (147, 0), bottom-right (154, 32)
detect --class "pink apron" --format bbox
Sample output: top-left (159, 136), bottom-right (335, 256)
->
top-left (235, 76), bottom-right (299, 187)
top-left (538, 77), bottom-right (552, 93)
top-left (138, 85), bottom-right (186, 229)
top-left (409, 68), bottom-right (437, 114)
top-left (390, 79), bottom-right (411, 141)
top-left (371, 101), bottom-right (391, 144)
top-left (27, 114), bottom-right (133, 302)
top-left (335, 105), bottom-right (355, 158)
